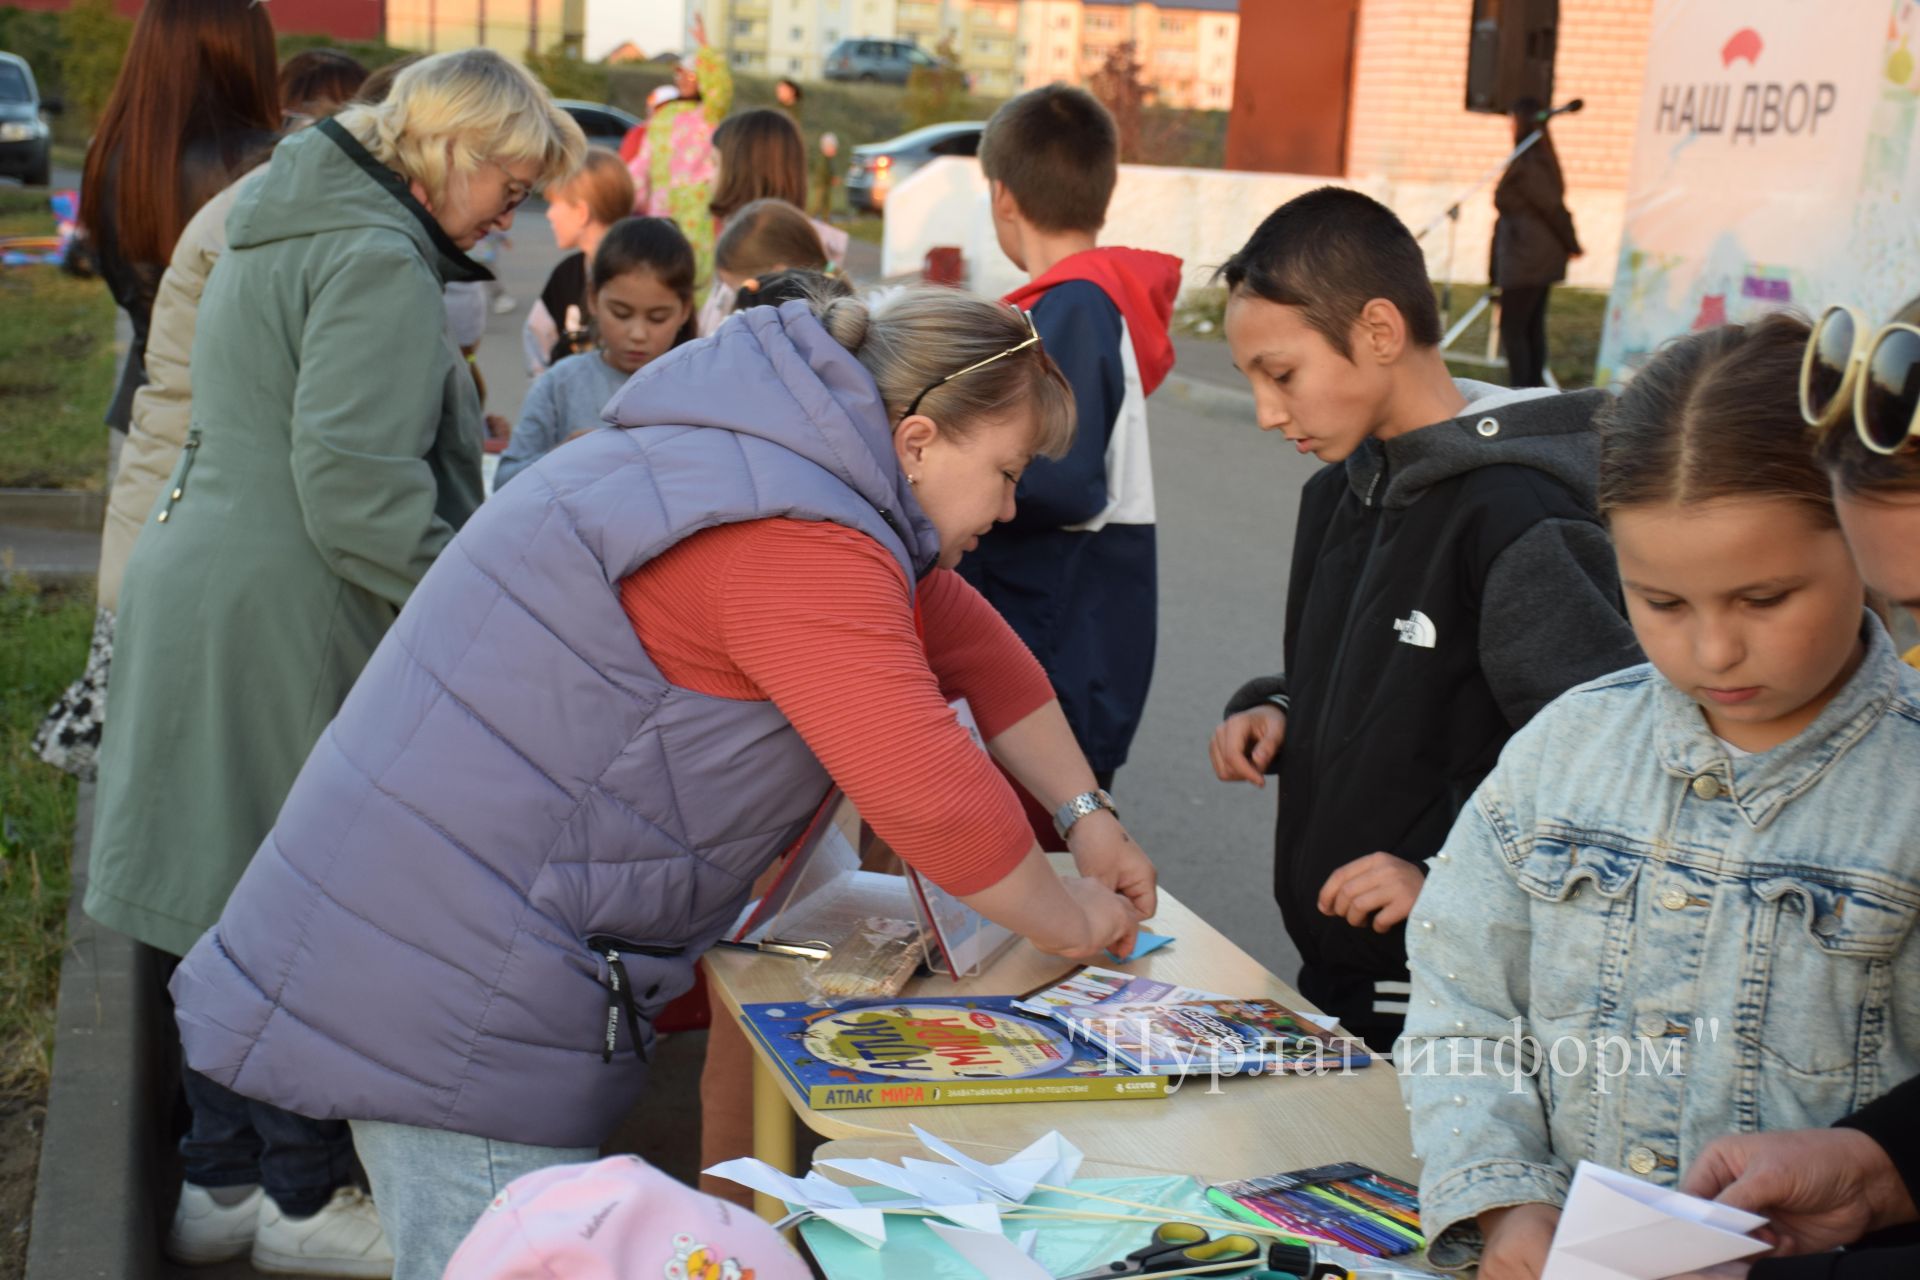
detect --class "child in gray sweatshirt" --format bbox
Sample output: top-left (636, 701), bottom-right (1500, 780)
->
top-left (494, 217), bottom-right (696, 491)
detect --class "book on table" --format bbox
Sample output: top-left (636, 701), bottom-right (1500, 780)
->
top-left (738, 995), bottom-right (1170, 1110)
top-left (1056, 997), bottom-right (1372, 1078)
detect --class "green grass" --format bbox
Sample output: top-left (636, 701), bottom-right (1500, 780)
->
top-left (1173, 281), bottom-right (1611, 390)
top-left (0, 578), bottom-right (90, 1097)
top-left (0, 191), bottom-right (115, 491)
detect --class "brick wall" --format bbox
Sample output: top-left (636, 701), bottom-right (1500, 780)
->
top-left (1344, 0), bottom-right (1655, 286)
top-left (1348, 0), bottom-right (1652, 188)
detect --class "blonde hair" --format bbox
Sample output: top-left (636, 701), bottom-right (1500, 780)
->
top-left (332, 47), bottom-right (584, 208)
top-left (811, 285), bottom-right (1075, 459)
top-left (551, 147), bottom-right (636, 226)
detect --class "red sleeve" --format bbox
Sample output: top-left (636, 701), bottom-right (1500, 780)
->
top-left (714, 521), bottom-right (1034, 895)
top-left (917, 568), bottom-right (1056, 740)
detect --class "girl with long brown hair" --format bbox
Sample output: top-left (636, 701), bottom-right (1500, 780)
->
top-left (79, 0), bottom-right (281, 433)
top-left (709, 108), bottom-right (848, 273)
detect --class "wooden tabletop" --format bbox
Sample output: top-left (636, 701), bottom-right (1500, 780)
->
top-left (703, 871), bottom-right (1421, 1186)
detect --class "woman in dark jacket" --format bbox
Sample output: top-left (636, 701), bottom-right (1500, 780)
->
top-left (1491, 97), bottom-right (1582, 388)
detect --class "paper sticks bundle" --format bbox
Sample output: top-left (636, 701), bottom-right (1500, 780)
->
top-left (704, 1126), bottom-right (1431, 1279)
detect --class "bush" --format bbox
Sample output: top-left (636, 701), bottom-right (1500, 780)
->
top-left (527, 42), bottom-right (610, 104)
top-left (56, 0), bottom-right (130, 135)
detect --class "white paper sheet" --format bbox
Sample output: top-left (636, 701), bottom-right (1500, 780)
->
top-left (925, 1224), bottom-right (1052, 1280)
top-left (1541, 1161), bottom-right (1771, 1280)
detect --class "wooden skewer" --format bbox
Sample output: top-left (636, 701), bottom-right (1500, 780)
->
top-left (1129, 1262), bottom-right (1263, 1280)
top-left (1027, 1182), bottom-right (1336, 1246)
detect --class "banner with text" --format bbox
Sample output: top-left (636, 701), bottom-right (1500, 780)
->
top-left (1598, 0), bottom-right (1920, 382)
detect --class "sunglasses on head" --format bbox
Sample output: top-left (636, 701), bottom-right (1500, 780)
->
top-left (901, 306), bottom-right (1041, 420)
top-left (1800, 303), bottom-right (1920, 454)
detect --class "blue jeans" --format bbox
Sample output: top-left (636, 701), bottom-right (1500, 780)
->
top-left (180, 1068), bottom-right (357, 1217)
top-left (350, 1118), bottom-right (596, 1280)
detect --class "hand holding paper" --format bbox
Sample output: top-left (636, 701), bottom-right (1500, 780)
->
top-left (1541, 1161), bottom-right (1769, 1280)
top-left (1108, 930), bottom-right (1175, 962)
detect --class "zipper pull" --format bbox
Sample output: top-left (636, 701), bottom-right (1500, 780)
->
top-left (600, 947), bottom-right (650, 1065)
top-left (156, 432), bottom-right (201, 525)
top-left (601, 947), bottom-right (625, 1063)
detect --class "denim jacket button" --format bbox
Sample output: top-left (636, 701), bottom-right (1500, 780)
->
top-left (1638, 1013), bottom-right (1668, 1038)
top-left (1814, 913), bottom-right (1842, 938)
top-left (1659, 887), bottom-right (1690, 911)
top-left (1691, 774), bottom-right (1724, 800)
top-left (1627, 1146), bottom-right (1659, 1175)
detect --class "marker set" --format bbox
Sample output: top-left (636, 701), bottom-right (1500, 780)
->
top-left (1206, 1163), bottom-right (1424, 1258)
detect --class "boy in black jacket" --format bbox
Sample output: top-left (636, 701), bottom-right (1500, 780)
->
top-left (1207, 187), bottom-right (1640, 1051)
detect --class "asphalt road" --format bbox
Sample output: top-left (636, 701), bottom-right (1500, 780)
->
top-left (474, 205), bottom-right (1316, 985)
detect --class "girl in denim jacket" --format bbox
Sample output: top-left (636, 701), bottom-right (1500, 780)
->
top-left (1402, 314), bottom-right (1920, 1277)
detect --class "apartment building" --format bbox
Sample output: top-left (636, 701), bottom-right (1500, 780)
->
top-left (386, 0), bottom-right (586, 57)
top-left (698, 0), bottom-right (1237, 107)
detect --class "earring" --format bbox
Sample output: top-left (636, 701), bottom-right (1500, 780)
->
top-left (908, 474), bottom-right (920, 486)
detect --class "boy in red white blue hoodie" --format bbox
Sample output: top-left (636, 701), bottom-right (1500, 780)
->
top-left (959, 85), bottom-right (1181, 805)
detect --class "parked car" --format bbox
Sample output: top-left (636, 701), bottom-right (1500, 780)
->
top-left (845, 120), bottom-right (984, 213)
top-left (0, 50), bottom-right (57, 188)
top-left (555, 98), bottom-right (641, 152)
top-left (824, 38), bottom-right (949, 86)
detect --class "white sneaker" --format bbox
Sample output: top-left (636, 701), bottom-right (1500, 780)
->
top-left (490, 292), bottom-right (518, 314)
top-left (252, 1186), bottom-right (395, 1278)
top-left (167, 1182), bottom-right (263, 1265)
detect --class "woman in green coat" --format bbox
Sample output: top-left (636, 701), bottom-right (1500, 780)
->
top-left (87, 48), bottom-right (583, 1272)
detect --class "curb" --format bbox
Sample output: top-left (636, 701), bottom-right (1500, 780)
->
top-left (0, 490), bottom-right (104, 535)
top-left (1158, 372), bottom-right (1255, 421)
top-left (25, 783), bottom-right (169, 1280)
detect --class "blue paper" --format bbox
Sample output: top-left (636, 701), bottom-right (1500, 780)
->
top-left (1108, 931), bottom-right (1174, 963)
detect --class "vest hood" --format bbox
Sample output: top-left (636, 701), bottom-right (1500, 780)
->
top-left (603, 300), bottom-right (941, 577)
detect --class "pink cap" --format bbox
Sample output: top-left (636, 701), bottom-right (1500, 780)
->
top-left (444, 1155), bottom-right (811, 1280)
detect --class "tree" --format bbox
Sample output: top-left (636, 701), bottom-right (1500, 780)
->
top-left (1088, 40), bottom-right (1152, 161)
top-left (902, 32), bottom-right (967, 131)
top-left (59, 0), bottom-right (133, 130)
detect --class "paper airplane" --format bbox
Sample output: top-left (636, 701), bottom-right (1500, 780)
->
top-left (1542, 1161), bottom-right (1770, 1280)
top-left (702, 1158), bottom-right (918, 1248)
top-left (910, 1125), bottom-right (1085, 1201)
top-left (811, 1155), bottom-right (1005, 1233)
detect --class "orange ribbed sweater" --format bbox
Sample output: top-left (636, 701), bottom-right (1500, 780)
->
top-left (618, 517), bottom-right (1053, 894)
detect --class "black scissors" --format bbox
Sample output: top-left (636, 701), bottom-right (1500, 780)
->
top-left (1061, 1221), bottom-right (1265, 1279)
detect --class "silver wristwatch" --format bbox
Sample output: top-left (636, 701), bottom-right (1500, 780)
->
top-left (1052, 788), bottom-right (1118, 840)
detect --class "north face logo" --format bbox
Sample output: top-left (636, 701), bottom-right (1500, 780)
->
top-left (1393, 611), bottom-right (1437, 648)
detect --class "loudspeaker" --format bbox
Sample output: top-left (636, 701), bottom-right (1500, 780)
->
top-left (1465, 0), bottom-right (1558, 114)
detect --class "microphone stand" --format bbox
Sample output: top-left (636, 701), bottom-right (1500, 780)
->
top-left (1416, 121), bottom-right (1554, 383)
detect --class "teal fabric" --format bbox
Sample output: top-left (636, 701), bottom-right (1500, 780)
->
top-left (798, 1176), bottom-right (1207, 1279)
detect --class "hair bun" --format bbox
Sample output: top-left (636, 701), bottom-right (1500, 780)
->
top-left (816, 294), bottom-right (871, 354)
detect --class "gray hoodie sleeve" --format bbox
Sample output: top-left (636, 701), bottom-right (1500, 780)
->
top-left (1223, 675), bottom-right (1289, 720)
top-left (1479, 518), bottom-right (1642, 727)
top-left (494, 366), bottom-right (566, 492)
